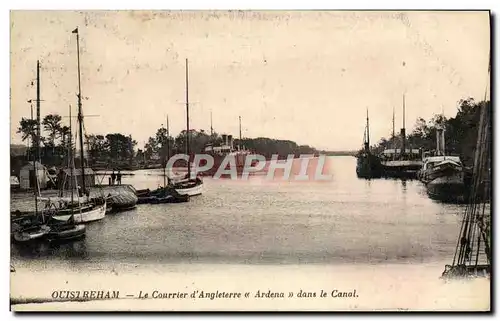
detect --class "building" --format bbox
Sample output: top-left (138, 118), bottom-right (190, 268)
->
top-left (58, 168), bottom-right (96, 190)
top-left (10, 144), bottom-right (28, 177)
top-left (19, 161), bottom-right (48, 190)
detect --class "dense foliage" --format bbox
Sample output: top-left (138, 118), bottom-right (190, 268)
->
top-left (371, 98), bottom-right (488, 166)
top-left (15, 114), bottom-right (318, 169)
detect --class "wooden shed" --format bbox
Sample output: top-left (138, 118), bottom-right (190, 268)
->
top-left (19, 161), bottom-right (48, 190)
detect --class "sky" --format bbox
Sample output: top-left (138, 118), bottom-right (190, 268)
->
top-left (10, 10), bottom-right (490, 151)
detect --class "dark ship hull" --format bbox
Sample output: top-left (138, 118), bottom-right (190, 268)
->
top-left (356, 154), bottom-right (382, 179)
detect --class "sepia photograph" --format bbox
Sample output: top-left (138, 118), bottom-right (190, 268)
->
top-left (9, 9), bottom-right (491, 311)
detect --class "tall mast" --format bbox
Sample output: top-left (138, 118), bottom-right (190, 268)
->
top-left (36, 60), bottom-right (41, 166)
top-left (366, 108), bottom-right (370, 148)
top-left (185, 58), bottom-right (191, 178)
top-left (69, 105), bottom-right (74, 206)
top-left (163, 117), bottom-right (169, 188)
top-left (239, 116), bottom-right (242, 150)
top-left (401, 94), bottom-right (406, 155)
top-left (167, 115), bottom-right (170, 160)
top-left (392, 106), bottom-right (395, 139)
top-left (32, 71), bottom-right (39, 217)
top-left (402, 94), bottom-right (406, 129)
top-left (73, 27), bottom-right (86, 194)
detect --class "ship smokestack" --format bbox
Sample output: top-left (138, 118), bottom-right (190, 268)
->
top-left (436, 127), bottom-right (445, 156)
top-left (400, 128), bottom-right (406, 155)
top-left (222, 134), bottom-right (228, 146)
top-left (228, 135), bottom-right (233, 150)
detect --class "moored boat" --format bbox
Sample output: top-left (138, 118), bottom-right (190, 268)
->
top-left (441, 58), bottom-right (490, 279)
top-left (379, 149), bottom-right (423, 179)
top-left (194, 116), bottom-right (258, 177)
top-left (356, 109), bottom-right (382, 179)
top-left (51, 201), bottom-right (107, 223)
top-left (12, 73), bottom-right (49, 244)
top-left (46, 213), bottom-right (86, 241)
top-left (356, 152), bottom-right (382, 179)
top-left (172, 58), bottom-right (204, 196)
top-left (172, 177), bottom-right (203, 196)
top-left (418, 156), bottom-right (464, 183)
top-left (379, 95), bottom-right (423, 179)
top-left (47, 28), bottom-right (108, 221)
top-left (13, 224), bottom-right (50, 243)
top-left (418, 126), bottom-right (466, 203)
top-left (137, 186), bottom-right (190, 204)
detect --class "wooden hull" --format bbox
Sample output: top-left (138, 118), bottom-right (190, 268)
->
top-left (52, 203), bottom-right (107, 223)
top-left (48, 224), bottom-right (86, 241)
top-left (426, 173), bottom-right (466, 203)
top-left (13, 225), bottom-right (50, 242)
top-left (418, 161), bottom-right (463, 184)
top-left (136, 186), bottom-right (190, 204)
top-left (174, 183), bottom-right (203, 196)
top-left (380, 160), bottom-right (422, 179)
top-left (441, 264), bottom-right (490, 279)
top-left (172, 178), bottom-right (203, 196)
top-left (356, 154), bottom-right (382, 179)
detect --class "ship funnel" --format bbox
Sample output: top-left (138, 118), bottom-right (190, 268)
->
top-left (221, 134), bottom-right (228, 146)
top-left (436, 127), bottom-right (445, 156)
top-left (400, 128), bottom-right (406, 155)
top-left (228, 135), bottom-right (233, 150)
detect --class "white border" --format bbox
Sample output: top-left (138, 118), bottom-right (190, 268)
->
top-left (2, 1), bottom-right (498, 319)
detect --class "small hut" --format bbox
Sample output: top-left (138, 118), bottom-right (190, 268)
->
top-left (19, 161), bottom-right (48, 190)
top-left (58, 167), bottom-right (96, 190)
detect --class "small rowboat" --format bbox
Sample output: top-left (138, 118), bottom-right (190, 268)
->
top-left (47, 224), bottom-right (86, 241)
top-left (13, 225), bottom-right (51, 243)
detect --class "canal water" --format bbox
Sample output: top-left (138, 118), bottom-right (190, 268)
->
top-left (10, 156), bottom-right (490, 311)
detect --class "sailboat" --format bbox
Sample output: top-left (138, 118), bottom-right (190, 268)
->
top-left (441, 55), bottom-right (491, 279)
top-left (13, 63), bottom-right (51, 243)
top-left (50, 27), bottom-right (107, 223)
top-left (170, 58), bottom-right (203, 196)
top-left (356, 109), bottom-right (382, 178)
top-left (45, 105), bottom-right (86, 240)
top-left (136, 117), bottom-right (190, 204)
top-left (379, 95), bottom-right (423, 178)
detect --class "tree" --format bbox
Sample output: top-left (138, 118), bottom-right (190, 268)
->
top-left (17, 117), bottom-right (37, 143)
top-left (104, 133), bottom-right (136, 163)
top-left (59, 126), bottom-right (71, 149)
top-left (370, 97), bottom-right (488, 167)
top-left (42, 114), bottom-right (62, 147)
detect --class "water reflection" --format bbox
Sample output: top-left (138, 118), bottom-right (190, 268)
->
top-left (12, 238), bottom-right (88, 260)
top-left (401, 179), bottom-right (407, 191)
top-left (11, 157), bottom-right (465, 265)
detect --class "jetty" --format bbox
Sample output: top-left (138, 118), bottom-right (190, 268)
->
top-left (11, 184), bottom-right (138, 217)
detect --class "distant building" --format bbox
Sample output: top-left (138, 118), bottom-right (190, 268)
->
top-left (19, 161), bottom-right (48, 190)
top-left (10, 144), bottom-right (28, 177)
top-left (58, 167), bottom-right (96, 190)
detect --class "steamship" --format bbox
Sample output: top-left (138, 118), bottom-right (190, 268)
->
top-left (379, 94), bottom-right (423, 179)
top-left (196, 133), bottom-right (256, 177)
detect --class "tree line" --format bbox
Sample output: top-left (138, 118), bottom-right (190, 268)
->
top-left (138, 127), bottom-right (319, 163)
top-left (15, 113), bottom-right (319, 168)
top-left (371, 98), bottom-right (488, 166)
top-left (16, 113), bottom-right (138, 167)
